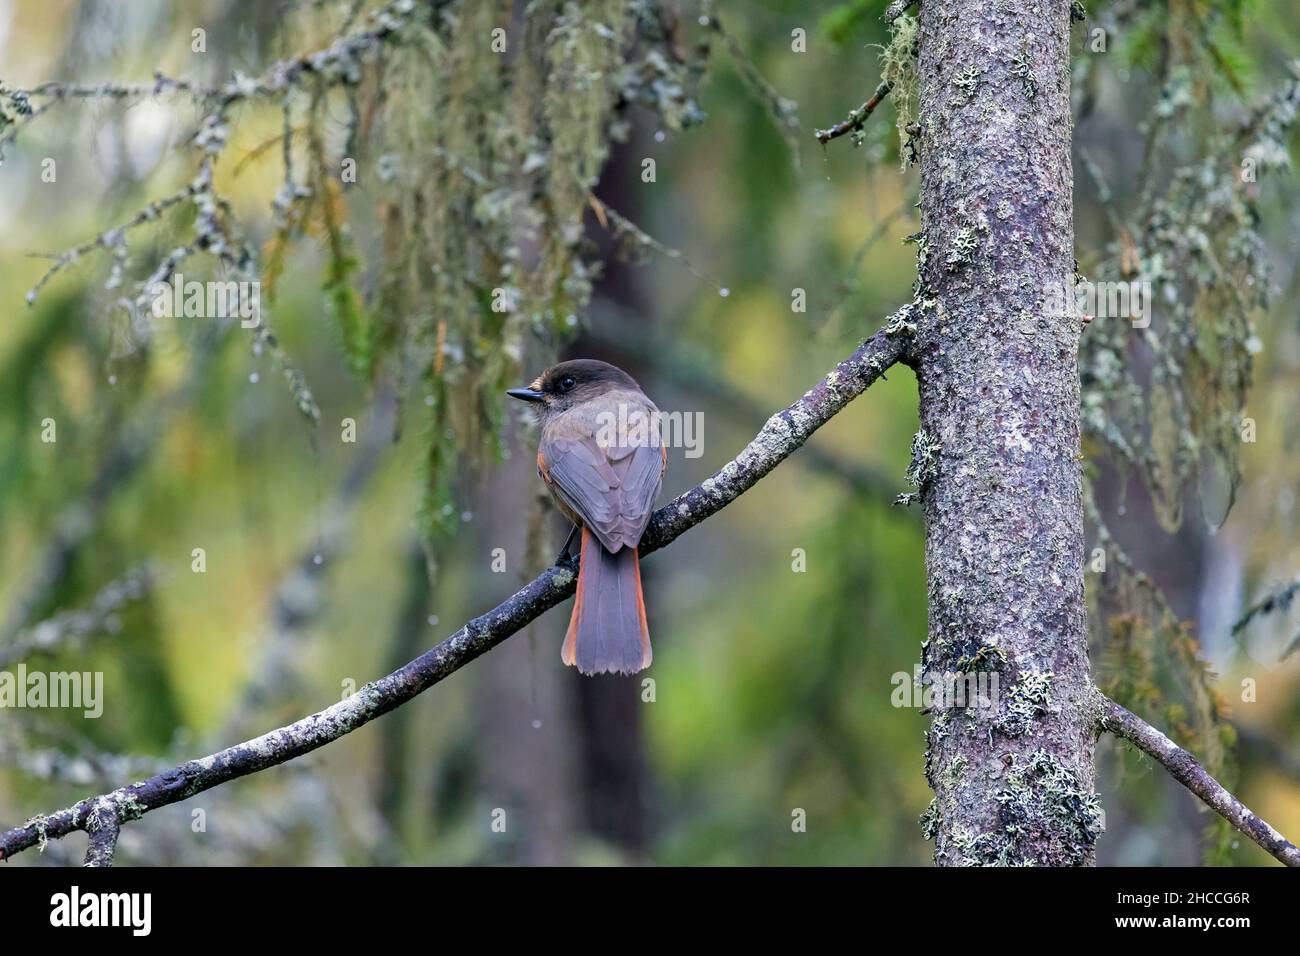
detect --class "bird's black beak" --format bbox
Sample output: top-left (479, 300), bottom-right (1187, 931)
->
top-left (506, 387), bottom-right (545, 403)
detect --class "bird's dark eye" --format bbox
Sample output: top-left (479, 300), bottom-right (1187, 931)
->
top-left (558, 375), bottom-right (576, 392)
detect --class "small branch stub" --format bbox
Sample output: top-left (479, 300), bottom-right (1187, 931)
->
top-left (885, 0), bottom-right (920, 24)
top-left (82, 801), bottom-right (121, 868)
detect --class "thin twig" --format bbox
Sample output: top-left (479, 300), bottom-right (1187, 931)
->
top-left (815, 81), bottom-right (893, 145)
top-left (597, 199), bottom-right (728, 292)
top-left (1, 0), bottom-right (419, 156)
top-left (702, 10), bottom-right (802, 168)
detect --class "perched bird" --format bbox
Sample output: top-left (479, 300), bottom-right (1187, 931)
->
top-left (508, 360), bottom-right (665, 675)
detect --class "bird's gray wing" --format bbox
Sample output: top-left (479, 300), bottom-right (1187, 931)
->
top-left (544, 433), bottom-right (664, 552)
top-left (607, 440), bottom-right (665, 548)
top-left (543, 435), bottom-right (625, 551)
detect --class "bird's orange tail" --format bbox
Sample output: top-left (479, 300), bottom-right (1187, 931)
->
top-left (562, 526), bottom-right (651, 675)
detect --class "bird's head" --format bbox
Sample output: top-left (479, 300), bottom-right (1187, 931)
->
top-left (507, 359), bottom-right (641, 415)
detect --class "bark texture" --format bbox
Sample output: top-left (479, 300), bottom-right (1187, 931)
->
top-left (913, 0), bottom-right (1100, 865)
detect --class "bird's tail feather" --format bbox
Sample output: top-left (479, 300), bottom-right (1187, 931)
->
top-left (562, 526), bottom-right (651, 675)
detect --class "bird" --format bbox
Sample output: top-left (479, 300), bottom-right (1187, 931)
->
top-left (507, 360), bottom-right (665, 675)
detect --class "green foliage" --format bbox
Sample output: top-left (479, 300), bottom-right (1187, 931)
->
top-left (0, 292), bottom-right (84, 530)
top-left (317, 176), bottom-right (372, 380)
top-left (1116, 0), bottom-right (1258, 94)
top-left (819, 0), bottom-right (879, 46)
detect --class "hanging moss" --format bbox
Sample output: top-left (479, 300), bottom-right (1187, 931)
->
top-left (1079, 56), bottom-right (1300, 539)
top-left (880, 13), bottom-right (919, 168)
top-left (325, 1), bottom-right (706, 543)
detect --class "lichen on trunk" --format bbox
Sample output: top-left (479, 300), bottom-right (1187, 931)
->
top-left (910, 0), bottom-right (1100, 866)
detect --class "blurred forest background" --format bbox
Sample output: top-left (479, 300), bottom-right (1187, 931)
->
top-left (1, 0), bottom-right (1298, 865)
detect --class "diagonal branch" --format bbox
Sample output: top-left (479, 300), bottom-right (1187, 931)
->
top-left (1097, 693), bottom-right (1300, 867)
top-left (0, 314), bottom-right (914, 864)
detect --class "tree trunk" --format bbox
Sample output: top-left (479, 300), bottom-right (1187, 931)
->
top-left (912, 0), bottom-right (1101, 866)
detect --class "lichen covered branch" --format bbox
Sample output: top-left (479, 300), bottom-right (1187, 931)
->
top-left (1098, 694), bottom-right (1300, 867)
top-left (0, 0), bottom-right (419, 160)
top-left (0, 317), bottom-right (912, 864)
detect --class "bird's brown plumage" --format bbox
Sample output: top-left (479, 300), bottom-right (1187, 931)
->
top-left (508, 360), bottom-right (666, 674)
